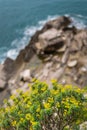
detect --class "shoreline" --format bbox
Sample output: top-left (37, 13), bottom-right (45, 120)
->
top-left (0, 16), bottom-right (87, 104)
top-left (0, 14), bottom-right (86, 64)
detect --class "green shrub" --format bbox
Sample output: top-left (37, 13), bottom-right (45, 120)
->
top-left (0, 79), bottom-right (87, 130)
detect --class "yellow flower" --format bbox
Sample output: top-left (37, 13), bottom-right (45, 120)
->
top-left (51, 79), bottom-right (57, 84)
top-left (28, 83), bottom-right (31, 87)
top-left (30, 127), bottom-right (33, 130)
top-left (64, 109), bottom-right (67, 116)
top-left (56, 102), bottom-right (60, 108)
top-left (33, 89), bottom-right (38, 94)
top-left (10, 106), bottom-right (15, 112)
top-left (20, 118), bottom-right (24, 123)
top-left (12, 120), bottom-right (17, 126)
top-left (5, 107), bottom-right (9, 112)
top-left (3, 99), bottom-right (7, 104)
top-left (44, 103), bottom-right (50, 109)
top-left (10, 95), bottom-right (15, 100)
top-left (24, 91), bottom-right (29, 96)
top-left (64, 85), bottom-right (72, 90)
top-left (65, 104), bottom-right (70, 109)
top-left (28, 101), bottom-right (32, 105)
top-left (32, 78), bottom-right (37, 82)
top-left (51, 90), bottom-right (58, 95)
top-left (31, 121), bottom-right (37, 126)
top-left (18, 111), bottom-right (21, 115)
top-left (36, 106), bottom-right (40, 112)
top-left (26, 114), bottom-right (31, 120)
top-left (51, 79), bottom-right (57, 82)
top-left (16, 89), bottom-right (21, 93)
top-left (48, 97), bottom-right (54, 104)
top-left (41, 86), bottom-right (46, 91)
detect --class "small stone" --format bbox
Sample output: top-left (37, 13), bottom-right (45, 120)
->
top-left (62, 36), bottom-right (66, 40)
top-left (81, 67), bottom-right (87, 72)
top-left (80, 122), bottom-right (87, 130)
top-left (67, 60), bottom-right (78, 68)
top-left (57, 44), bottom-right (66, 53)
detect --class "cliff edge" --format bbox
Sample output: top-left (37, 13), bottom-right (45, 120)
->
top-left (0, 16), bottom-right (87, 104)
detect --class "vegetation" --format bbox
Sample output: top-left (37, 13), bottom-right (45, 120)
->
top-left (0, 79), bottom-right (87, 130)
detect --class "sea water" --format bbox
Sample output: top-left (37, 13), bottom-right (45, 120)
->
top-left (0, 0), bottom-right (87, 63)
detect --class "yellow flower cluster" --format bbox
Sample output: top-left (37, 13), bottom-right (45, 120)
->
top-left (0, 80), bottom-right (87, 130)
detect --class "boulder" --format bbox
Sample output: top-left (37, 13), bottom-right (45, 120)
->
top-left (45, 16), bottom-right (71, 29)
top-left (20, 69), bottom-right (31, 82)
top-left (36, 28), bottom-right (65, 55)
top-left (80, 122), bottom-right (87, 130)
top-left (39, 28), bottom-right (62, 43)
top-left (4, 58), bottom-right (14, 73)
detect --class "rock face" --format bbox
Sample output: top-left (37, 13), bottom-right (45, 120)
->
top-left (0, 64), bottom-right (7, 91)
top-left (36, 28), bottom-right (65, 55)
top-left (44, 16), bottom-right (71, 29)
top-left (0, 16), bottom-right (87, 104)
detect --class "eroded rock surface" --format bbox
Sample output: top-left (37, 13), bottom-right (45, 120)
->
top-left (0, 16), bottom-right (87, 104)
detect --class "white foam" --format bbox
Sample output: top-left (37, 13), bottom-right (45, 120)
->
top-left (24, 15), bottom-right (58, 37)
top-left (66, 14), bottom-right (86, 29)
top-left (70, 17), bottom-right (86, 29)
top-left (5, 15), bottom-right (58, 61)
top-left (7, 49), bottom-right (18, 59)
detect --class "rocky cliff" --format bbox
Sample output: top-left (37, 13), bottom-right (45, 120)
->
top-left (0, 16), bottom-right (87, 104)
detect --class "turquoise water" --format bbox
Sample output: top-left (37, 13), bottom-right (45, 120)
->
top-left (0, 0), bottom-right (87, 62)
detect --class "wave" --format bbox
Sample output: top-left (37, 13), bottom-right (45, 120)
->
top-left (0, 15), bottom-right (58, 63)
top-left (0, 14), bottom-right (87, 63)
top-left (70, 14), bottom-right (87, 29)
